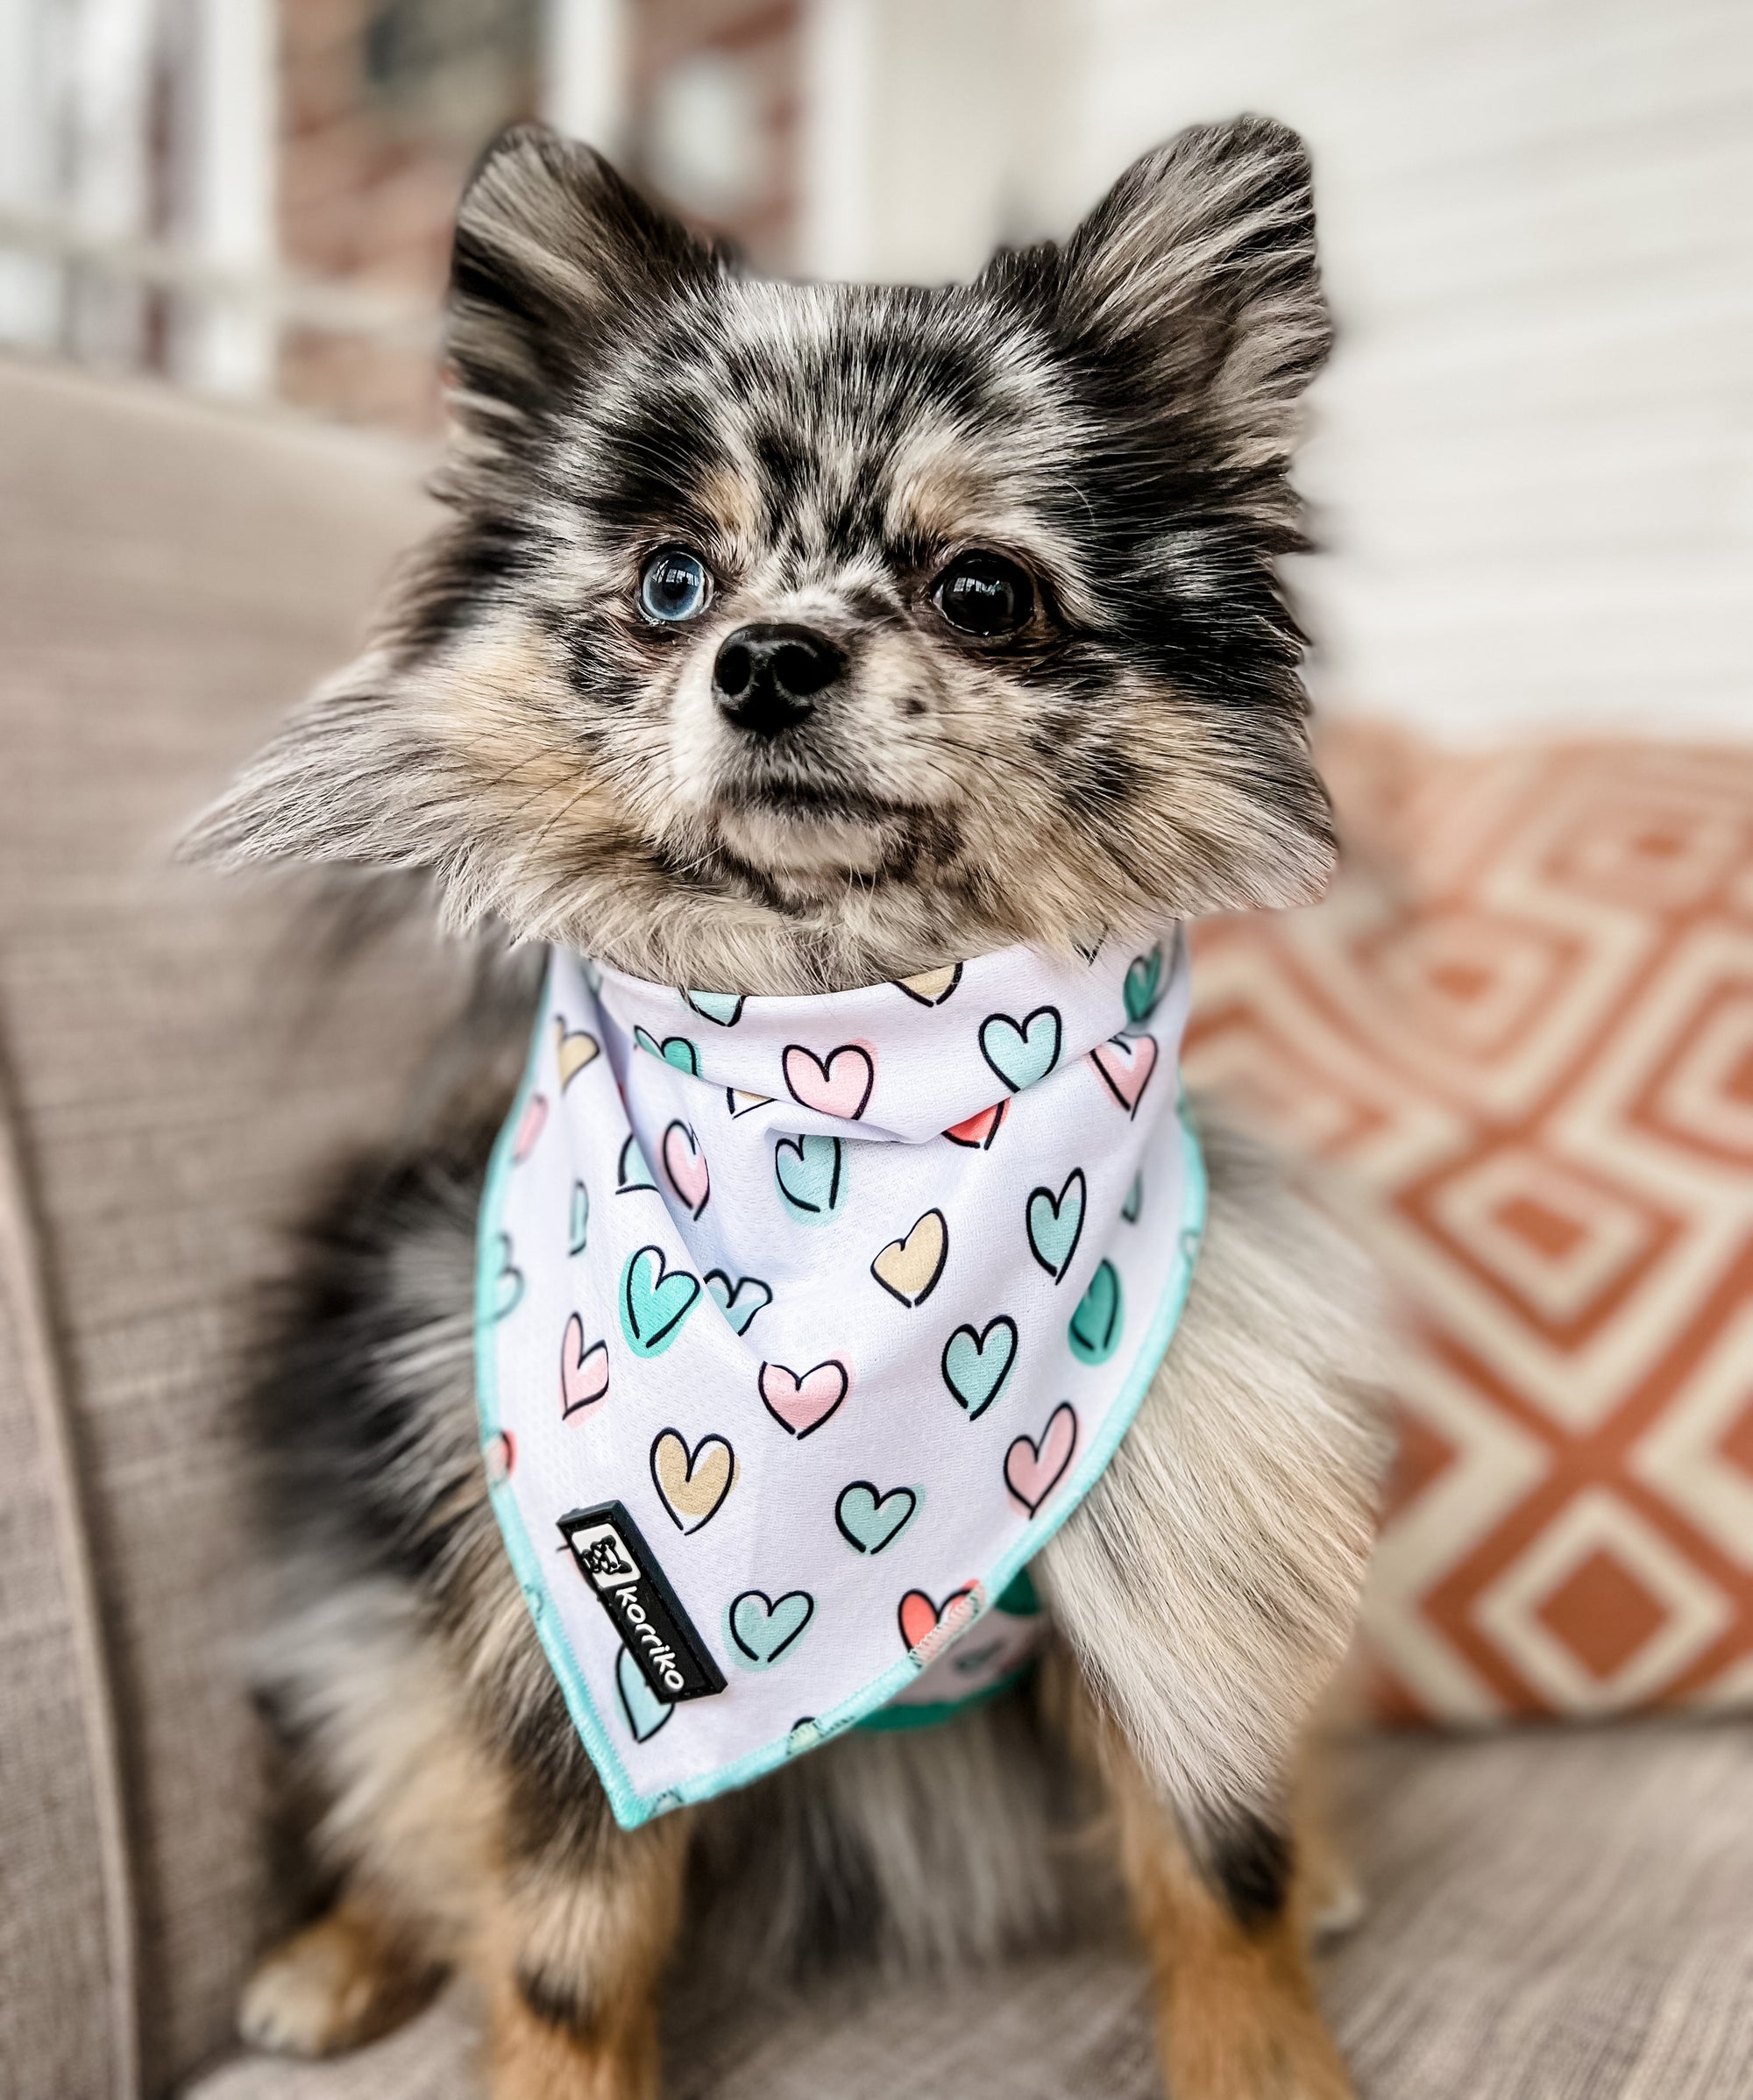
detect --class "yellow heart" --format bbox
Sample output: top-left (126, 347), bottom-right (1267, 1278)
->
top-left (554, 1018), bottom-right (601, 1089)
top-left (870, 1208), bottom-right (948, 1307)
top-left (896, 964), bottom-right (962, 1005)
top-left (727, 1089), bottom-right (772, 1117)
top-left (651, 1430), bottom-right (735, 1531)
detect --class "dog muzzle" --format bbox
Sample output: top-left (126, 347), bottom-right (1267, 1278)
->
top-left (477, 931), bottom-right (1203, 1827)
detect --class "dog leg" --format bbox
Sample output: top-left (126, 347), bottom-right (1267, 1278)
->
top-left (238, 1890), bottom-right (445, 2055)
top-left (480, 1807), bottom-right (692, 2100)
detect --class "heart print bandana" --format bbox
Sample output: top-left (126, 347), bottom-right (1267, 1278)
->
top-left (476, 930), bottom-right (1204, 1827)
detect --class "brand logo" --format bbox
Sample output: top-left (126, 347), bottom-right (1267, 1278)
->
top-left (557, 1501), bottom-right (726, 1705)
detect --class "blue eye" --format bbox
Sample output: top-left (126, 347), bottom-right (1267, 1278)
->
top-left (639, 548), bottom-right (713, 623)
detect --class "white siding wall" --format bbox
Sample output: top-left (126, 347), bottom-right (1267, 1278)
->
top-left (810, 0), bottom-right (1753, 741)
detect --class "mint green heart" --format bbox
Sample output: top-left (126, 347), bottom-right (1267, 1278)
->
top-left (1026, 1169), bottom-right (1086, 1281)
top-left (941, 1316), bottom-right (1018, 1420)
top-left (619, 1245), bottom-right (700, 1357)
top-left (615, 1643), bottom-right (671, 1742)
top-left (490, 1232), bottom-right (523, 1319)
top-left (1068, 1259), bottom-right (1124, 1366)
top-left (979, 1006), bottom-right (1062, 1093)
top-left (774, 1133), bottom-right (847, 1223)
top-left (835, 1482), bottom-right (919, 1555)
top-left (685, 990), bottom-right (744, 1026)
top-left (1124, 944), bottom-right (1164, 1025)
top-left (634, 1025), bottom-right (699, 1076)
top-left (1122, 1173), bottom-right (1143, 1224)
top-left (567, 1181), bottom-right (590, 1255)
top-left (727, 1588), bottom-right (814, 1669)
top-left (617, 1134), bottom-right (656, 1192)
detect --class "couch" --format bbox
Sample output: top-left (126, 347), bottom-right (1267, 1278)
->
top-left (3, 358), bottom-right (1749, 2100)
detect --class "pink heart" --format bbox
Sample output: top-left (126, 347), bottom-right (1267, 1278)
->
top-left (783, 1043), bottom-right (875, 1122)
top-left (898, 1584), bottom-right (978, 1657)
top-left (512, 1092), bottom-right (549, 1161)
top-left (1004, 1402), bottom-right (1078, 1515)
top-left (559, 1314), bottom-right (610, 1419)
top-left (661, 1119), bottom-right (710, 1217)
top-left (758, 1358), bottom-right (849, 1438)
top-left (1089, 1033), bottom-right (1159, 1116)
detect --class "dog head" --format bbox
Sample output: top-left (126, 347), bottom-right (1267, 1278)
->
top-left (189, 117), bottom-right (1335, 992)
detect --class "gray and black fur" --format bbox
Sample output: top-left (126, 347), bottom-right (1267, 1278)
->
top-left (193, 117), bottom-right (1390, 2092)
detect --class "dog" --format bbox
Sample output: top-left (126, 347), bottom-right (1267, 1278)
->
top-left (188, 115), bottom-right (1390, 2099)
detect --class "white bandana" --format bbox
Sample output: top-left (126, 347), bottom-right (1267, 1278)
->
top-left (476, 931), bottom-right (1203, 1827)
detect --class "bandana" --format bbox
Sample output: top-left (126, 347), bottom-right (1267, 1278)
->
top-left (475, 932), bottom-right (1203, 1828)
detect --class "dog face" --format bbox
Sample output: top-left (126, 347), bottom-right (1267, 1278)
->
top-left (192, 119), bottom-right (1335, 992)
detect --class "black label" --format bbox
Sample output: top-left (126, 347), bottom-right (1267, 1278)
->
top-left (557, 1501), bottom-right (726, 1704)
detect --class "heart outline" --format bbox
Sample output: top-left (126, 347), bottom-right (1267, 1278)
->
top-left (1089, 1032), bottom-right (1159, 1117)
top-left (685, 990), bottom-right (745, 1026)
top-left (660, 1119), bottom-right (711, 1218)
top-left (1004, 1401), bottom-right (1078, 1515)
top-left (940, 1316), bottom-right (1018, 1421)
top-left (727, 1588), bottom-right (815, 1669)
top-left (617, 1134), bottom-right (656, 1193)
top-left (559, 1314), bottom-right (610, 1417)
top-left (758, 1359), bottom-right (850, 1439)
top-left (782, 1042), bottom-right (876, 1123)
top-left (898, 1584), bottom-right (978, 1660)
top-left (553, 1016), bottom-right (601, 1089)
top-left (490, 1231), bottom-right (523, 1319)
top-left (1068, 1259), bottom-right (1125, 1366)
top-left (1026, 1169), bottom-right (1086, 1283)
top-left (835, 1480), bottom-right (919, 1555)
top-left (649, 1427), bottom-right (736, 1533)
top-left (894, 963), bottom-right (962, 1006)
top-left (978, 1007), bottom-right (1062, 1094)
top-left (616, 1643), bottom-right (672, 1742)
top-left (633, 1026), bottom-right (700, 1077)
top-left (1124, 944), bottom-right (1165, 1025)
top-left (619, 1245), bottom-right (702, 1359)
top-left (870, 1209), bottom-right (948, 1307)
top-left (567, 1181), bottom-right (590, 1255)
top-left (945, 1099), bottom-right (1009, 1150)
top-left (705, 1270), bottom-right (772, 1336)
top-left (512, 1092), bottom-right (548, 1162)
top-left (774, 1132), bottom-right (847, 1223)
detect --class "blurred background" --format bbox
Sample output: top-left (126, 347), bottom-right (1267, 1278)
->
top-left (3, 0), bottom-right (1749, 739)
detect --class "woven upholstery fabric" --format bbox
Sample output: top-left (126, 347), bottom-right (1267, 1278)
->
top-left (0, 362), bottom-right (470, 2096)
top-left (1186, 734), bottom-right (1753, 1722)
top-left (185, 1720), bottom-right (1753, 2100)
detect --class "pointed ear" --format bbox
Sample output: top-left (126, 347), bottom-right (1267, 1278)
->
top-left (1062, 117), bottom-right (1331, 467)
top-left (447, 123), bottom-right (724, 444)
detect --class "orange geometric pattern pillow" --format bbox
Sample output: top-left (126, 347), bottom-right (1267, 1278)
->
top-left (1184, 732), bottom-right (1753, 1721)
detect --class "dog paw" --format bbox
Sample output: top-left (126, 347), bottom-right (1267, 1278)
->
top-left (238, 1905), bottom-right (441, 2056)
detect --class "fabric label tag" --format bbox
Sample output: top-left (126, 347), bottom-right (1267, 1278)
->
top-left (558, 1501), bottom-right (727, 1703)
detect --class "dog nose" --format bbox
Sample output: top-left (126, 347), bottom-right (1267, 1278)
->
top-left (713, 624), bottom-right (843, 738)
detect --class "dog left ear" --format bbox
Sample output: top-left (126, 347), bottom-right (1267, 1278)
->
top-left (1061, 117), bottom-right (1331, 469)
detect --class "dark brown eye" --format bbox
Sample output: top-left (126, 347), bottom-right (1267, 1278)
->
top-left (932, 551), bottom-right (1034, 639)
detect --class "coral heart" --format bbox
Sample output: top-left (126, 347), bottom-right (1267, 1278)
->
top-left (870, 1209), bottom-right (948, 1307)
top-left (774, 1132), bottom-right (847, 1222)
top-left (1068, 1259), bottom-right (1125, 1366)
top-left (705, 1270), bottom-right (772, 1336)
top-left (553, 1018), bottom-right (600, 1089)
top-left (940, 1316), bottom-right (1018, 1420)
top-left (661, 1120), bottom-right (711, 1217)
top-left (1026, 1169), bottom-right (1086, 1282)
top-left (559, 1314), bottom-right (610, 1417)
top-left (894, 963), bottom-right (962, 1005)
top-left (1123, 944), bottom-right (1164, 1025)
top-left (758, 1359), bottom-right (849, 1438)
top-left (685, 990), bottom-right (745, 1026)
top-left (728, 1588), bottom-right (814, 1667)
top-left (978, 1007), bottom-right (1062, 1093)
top-left (616, 1644), bottom-right (671, 1742)
top-left (649, 1429), bottom-right (735, 1532)
top-left (1004, 1402), bottom-right (1078, 1514)
top-left (944, 1100), bottom-right (1008, 1149)
top-left (835, 1481), bottom-right (919, 1554)
top-left (512, 1092), bottom-right (548, 1162)
top-left (1089, 1032), bottom-right (1159, 1115)
top-left (897, 1584), bottom-right (977, 1659)
top-left (783, 1043), bottom-right (875, 1121)
top-left (618, 1246), bottom-right (701, 1359)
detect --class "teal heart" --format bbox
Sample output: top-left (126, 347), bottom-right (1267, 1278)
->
top-left (567, 1181), bottom-right (590, 1256)
top-left (634, 1025), bottom-right (700, 1077)
top-left (1121, 1173), bottom-right (1143, 1224)
top-left (1124, 944), bottom-right (1164, 1025)
top-left (1068, 1259), bottom-right (1124, 1366)
top-left (490, 1232), bottom-right (523, 1319)
top-left (619, 1245), bottom-right (701, 1358)
top-left (978, 1006), bottom-right (1061, 1094)
top-left (706, 1269), bottom-right (772, 1335)
top-left (727, 1588), bottom-right (814, 1669)
top-left (774, 1133), bottom-right (847, 1223)
top-left (617, 1134), bottom-right (656, 1193)
top-left (616, 1644), bottom-right (671, 1742)
top-left (941, 1316), bottom-right (1018, 1420)
top-left (835, 1481), bottom-right (919, 1555)
top-left (1026, 1169), bottom-right (1086, 1282)
top-left (685, 989), bottom-right (745, 1027)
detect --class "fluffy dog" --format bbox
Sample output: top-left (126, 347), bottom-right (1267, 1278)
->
top-left (191, 115), bottom-right (1389, 2099)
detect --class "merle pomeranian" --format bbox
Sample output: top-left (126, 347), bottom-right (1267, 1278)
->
top-left (189, 115), bottom-right (1388, 2100)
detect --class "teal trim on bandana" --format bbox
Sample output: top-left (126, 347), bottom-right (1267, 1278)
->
top-left (475, 1025), bottom-right (1208, 1833)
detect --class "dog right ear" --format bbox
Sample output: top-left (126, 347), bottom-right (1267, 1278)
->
top-left (447, 124), bottom-right (724, 453)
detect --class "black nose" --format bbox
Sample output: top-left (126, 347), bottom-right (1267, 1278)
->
top-left (713, 623), bottom-right (843, 738)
